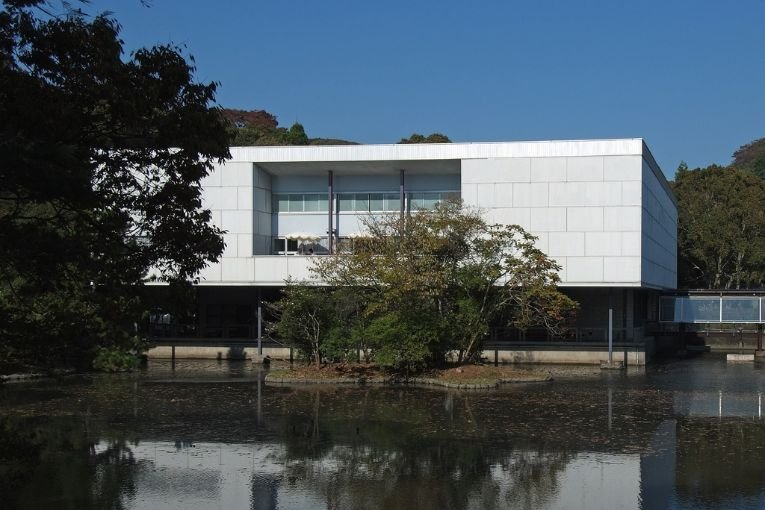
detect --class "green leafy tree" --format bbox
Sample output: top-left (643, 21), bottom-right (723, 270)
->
top-left (732, 138), bottom-right (765, 178)
top-left (286, 122), bottom-right (309, 145)
top-left (312, 201), bottom-right (577, 370)
top-left (268, 282), bottom-right (335, 364)
top-left (398, 133), bottom-right (452, 144)
top-left (672, 164), bottom-right (765, 288)
top-left (0, 2), bottom-right (229, 367)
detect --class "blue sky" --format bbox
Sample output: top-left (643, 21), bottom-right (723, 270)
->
top-left (92, 0), bottom-right (764, 178)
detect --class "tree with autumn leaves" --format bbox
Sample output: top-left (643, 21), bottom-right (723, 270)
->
top-left (270, 202), bottom-right (577, 372)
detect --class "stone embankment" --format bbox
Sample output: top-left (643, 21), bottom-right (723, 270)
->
top-left (265, 364), bottom-right (552, 389)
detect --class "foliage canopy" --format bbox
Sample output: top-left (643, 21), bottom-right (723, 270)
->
top-left (672, 164), bottom-right (765, 289)
top-left (0, 1), bottom-right (229, 367)
top-left (398, 133), bottom-right (452, 144)
top-left (272, 202), bottom-right (577, 372)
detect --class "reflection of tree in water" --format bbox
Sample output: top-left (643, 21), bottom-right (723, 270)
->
top-left (0, 417), bottom-right (140, 510)
top-left (272, 388), bottom-right (574, 510)
top-left (676, 417), bottom-right (765, 507)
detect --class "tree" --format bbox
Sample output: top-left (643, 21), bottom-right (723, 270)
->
top-left (732, 138), bottom-right (765, 179)
top-left (0, 2), bottom-right (229, 367)
top-left (311, 201), bottom-right (577, 371)
top-left (268, 282), bottom-right (335, 365)
top-left (398, 133), bottom-right (452, 144)
top-left (672, 164), bottom-right (765, 289)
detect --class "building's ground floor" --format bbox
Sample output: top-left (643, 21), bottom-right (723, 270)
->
top-left (144, 285), bottom-right (662, 365)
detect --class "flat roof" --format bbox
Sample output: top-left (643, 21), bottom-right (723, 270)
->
top-left (229, 138), bottom-right (647, 163)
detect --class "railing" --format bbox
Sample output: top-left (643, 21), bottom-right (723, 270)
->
top-left (491, 326), bottom-right (644, 344)
top-left (660, 295), bottom-right (765, 323)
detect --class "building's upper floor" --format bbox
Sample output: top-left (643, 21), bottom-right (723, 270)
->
top-left (197, 139), bottom-right (677, 290)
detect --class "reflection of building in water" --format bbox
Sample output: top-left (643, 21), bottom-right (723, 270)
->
top-left (94, 440), bottom-right (651, 510)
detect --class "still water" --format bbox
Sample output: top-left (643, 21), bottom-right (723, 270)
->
top-left (2, 355), bottom-right (765, 509)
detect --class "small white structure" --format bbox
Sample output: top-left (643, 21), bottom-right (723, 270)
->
top-left (154, 139), bottom-right (678, 360)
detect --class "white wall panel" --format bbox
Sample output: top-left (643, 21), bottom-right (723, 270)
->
top-left (201, 167), bottom-right (221, 187)
top-left (237, 234), bottom-right (253, 257)
top-left (603, 155), bottom-right (642, 181)
top-left (505, 158), bottom-right (532, 182)
top-left (529, 208), bottom-right (566, 231)
top-left (461, 183), bottom-right (478, 205)
top-left (567, 156), bottom-right (604, 181)
top-left (211, 210), bottom-right (222, 228)
top-left (603, 207), bottom-right (641, 231)
top-left (531, 157), bottom-right (566, 182)
top-left (476, 183), bottom-right (496, 207)
top-left (549, 232), bottom-right (585, 256)
top-left (236, 187), bottom-right (252, 210)
top-left (491, 208), bottom-right (531, 227)
top-left (621, 231), bottom-right (641, 256)
top-left (549, 182), bottom-right (623, 207)
top-left (197, 262), bottom-right (222, 282)
top-left (585, 232), bottom-right (622, 256)
top-left (533, 232), bottom-right (549, 253)
top-left (202, 187), bottom-right (222, 210)
top-left (221, 210), bottom-right (252, 234)
top-left (220, 162), bottom-right (253, 187)
top-left (494, 183), bottom-right (513, 205)
top-left (622, 181), bottom-right (642, 206)
top-left (566, 257), bottom-right (604, 282)
top-left (513, 183), bottom-right (549, 207)
top-left (567, 207), bottom-right (603, 232)
top-left (221, 258), bottom-right (254, 282)
top-left (222, 234), bottom-right (238, 258)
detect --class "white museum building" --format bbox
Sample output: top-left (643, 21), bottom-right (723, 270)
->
top-left (150, 138), bottom-right (678, 364)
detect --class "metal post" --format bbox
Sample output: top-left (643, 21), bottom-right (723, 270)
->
top-left (257, 288), bottom-right (262, 356)
top-left (608, 289), bottom-right (614, 364)
top-left (327, 170), bottom-right (335, 255)
top-left (328, 170), bottom-right (334, 254)
top-left (399, 169), bottom-right (405, 219)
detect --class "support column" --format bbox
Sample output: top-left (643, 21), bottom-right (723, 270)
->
top-left (608, 289), bottom-right (614, 364)
top-left (601, 288), bottom-right (623, 369)
top-left (625, 288), bottom-right (635, 342)
top-left (328, 170), bottom-right (334, 254)
top-left (399, 169), bottom-right (405, 219)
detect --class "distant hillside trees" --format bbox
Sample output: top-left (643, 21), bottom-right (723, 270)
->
top-left (222, 109), bottom-right (356, 146)
top-left (732, 138), bottom-right (765, 178)
top-left (398, 133), bottom-right (452, 144)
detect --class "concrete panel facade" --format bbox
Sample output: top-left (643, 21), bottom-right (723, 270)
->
top-left (193, 139), bottom-right (676, 291)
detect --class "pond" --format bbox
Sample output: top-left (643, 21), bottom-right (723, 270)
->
top-left (3, 355), bottom-right (765, 509)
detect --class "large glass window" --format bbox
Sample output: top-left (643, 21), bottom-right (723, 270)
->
top-left (369, 193), bottom-right (401, 212)
top-left (276, 195), bottom-right (290, 213)
top-left (303, 194), bottom-right (328, 212)
top-left (288, 194), bottom-right (303, 212)
top-left (273, 194), bottom-right (328, 213)
top-left (408, 191), bottom-right (459, 211)
top-left (338, 193), bottom-right (370, 212)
